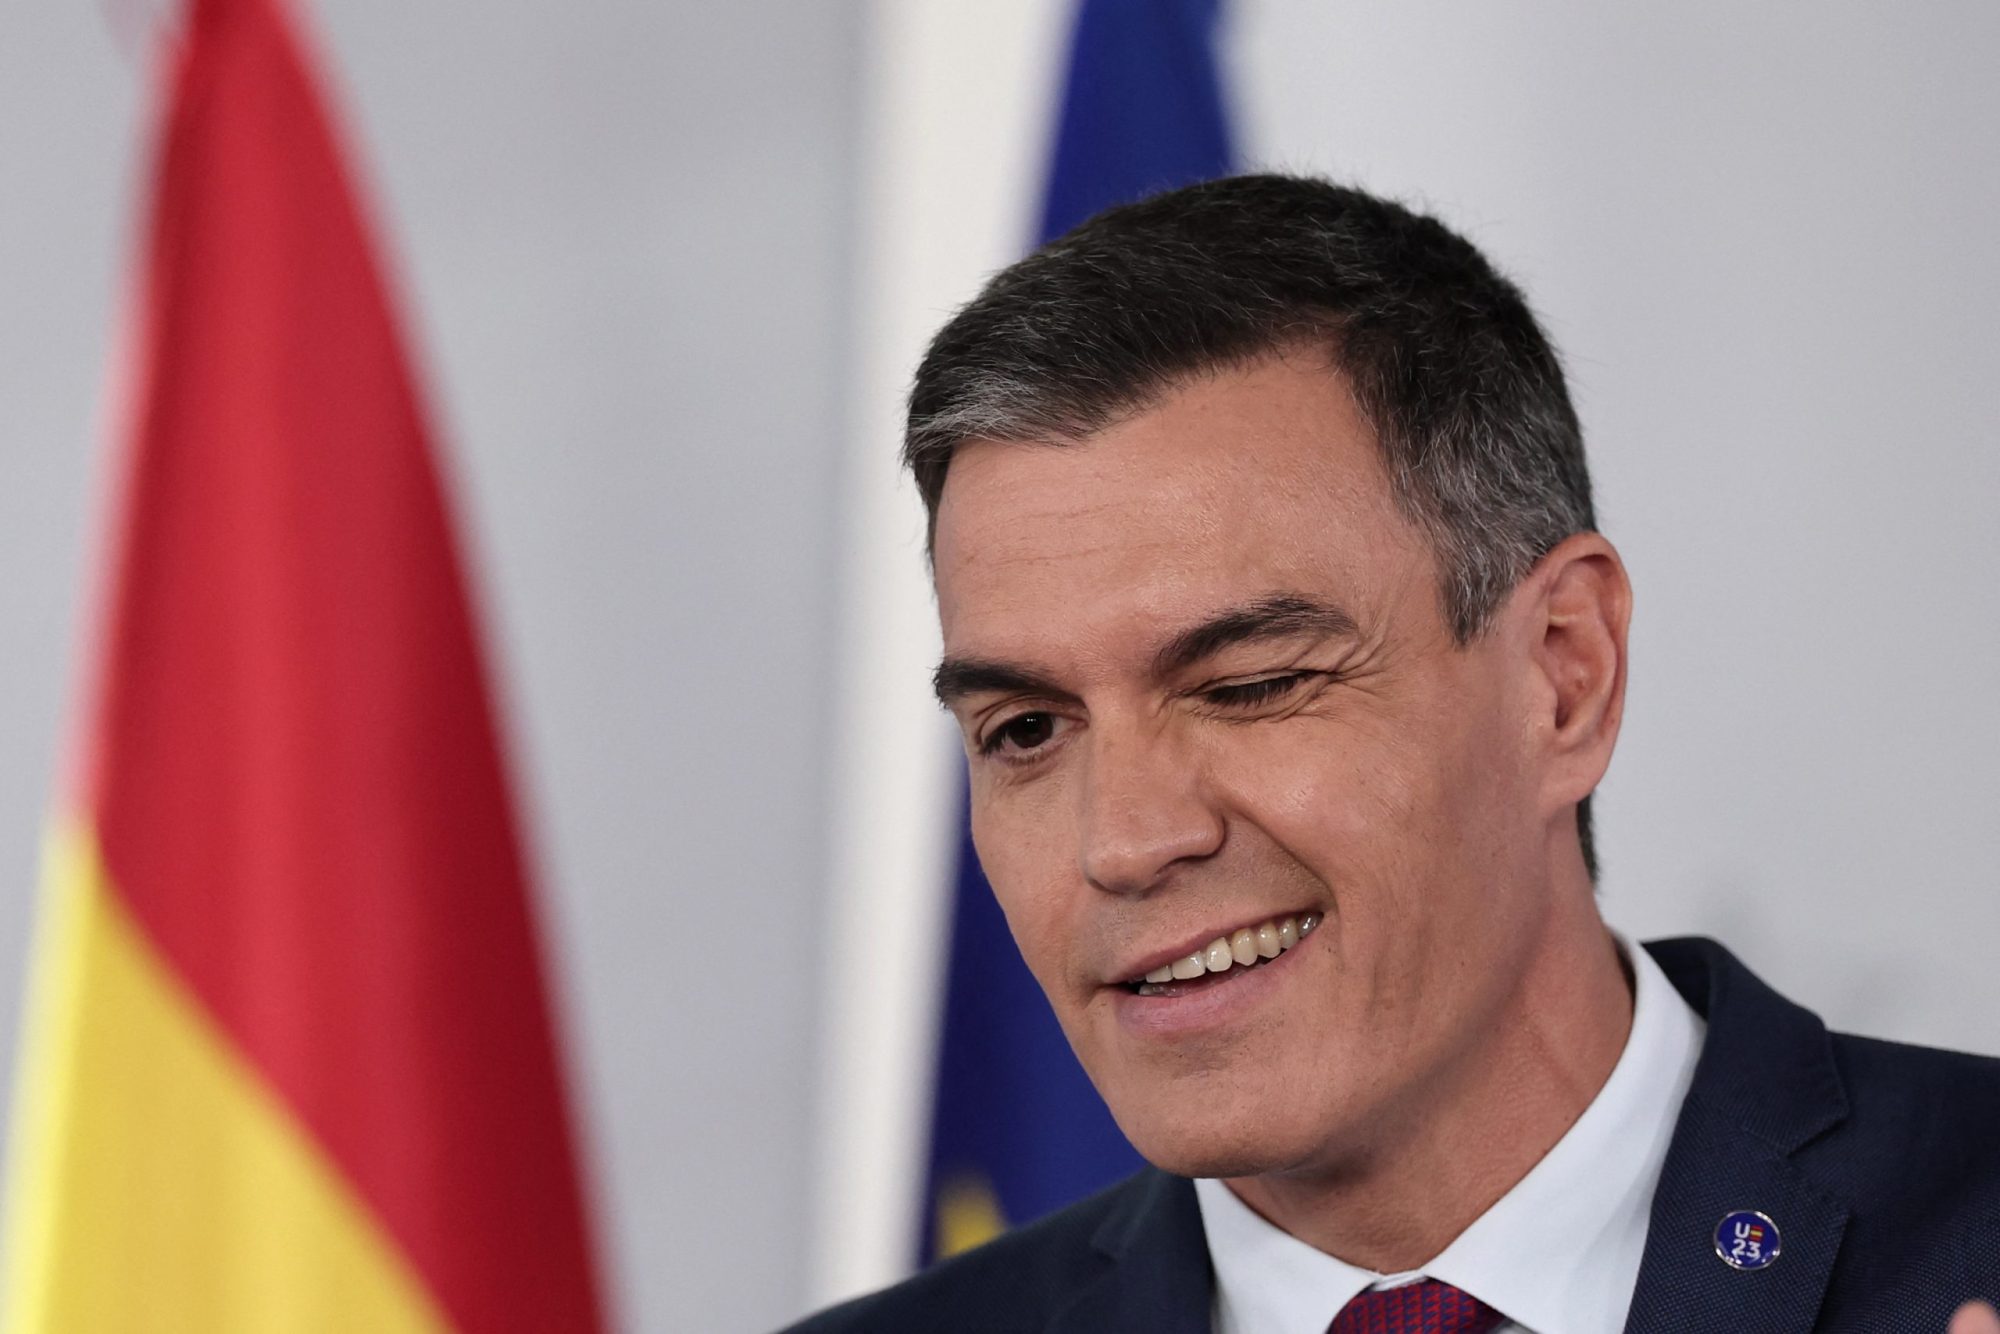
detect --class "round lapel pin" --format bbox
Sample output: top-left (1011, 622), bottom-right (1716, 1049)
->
top-left (1714, 1210), bottom-right (1781, 1270)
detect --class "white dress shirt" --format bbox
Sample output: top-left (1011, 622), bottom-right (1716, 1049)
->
top-left (1195, 935), bottom-right (1704, 1334)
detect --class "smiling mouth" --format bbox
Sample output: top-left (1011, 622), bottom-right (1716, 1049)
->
top-left (1123, 912), bottom-right (1320, 997)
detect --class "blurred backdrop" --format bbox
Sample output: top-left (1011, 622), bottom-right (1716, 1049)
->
top-left (2, 2), bottom-right (1994, 1331)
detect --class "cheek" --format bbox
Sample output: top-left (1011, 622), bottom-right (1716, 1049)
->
top-left (968, 777), bottom-right (1082, 986)
top-left (1207, 698), bottom-right (1522, 958)
top-left (1213, 715), bottom-right (1439, 869)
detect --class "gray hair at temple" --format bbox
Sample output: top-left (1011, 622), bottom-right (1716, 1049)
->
top-left (902, 173), bottom-right (1603, 874)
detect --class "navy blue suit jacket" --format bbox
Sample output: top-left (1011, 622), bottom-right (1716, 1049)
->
top-left (787, 938), bottom-right (2000, 1332)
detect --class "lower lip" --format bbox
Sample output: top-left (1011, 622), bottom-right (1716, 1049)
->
top-left (1107, 928), bottom-right (1318, 1038)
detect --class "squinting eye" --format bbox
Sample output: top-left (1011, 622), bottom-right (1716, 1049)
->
top-left (1206, 673), bottom-right (1311, 708)
top-left (983, 712), bottom-right (1058, 755)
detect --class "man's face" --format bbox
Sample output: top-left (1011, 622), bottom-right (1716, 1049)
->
top-left (932, 351), bottom-right (1564, 1179)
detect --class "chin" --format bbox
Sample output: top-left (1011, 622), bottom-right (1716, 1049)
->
top-left (1107, 1089), bottom-right (1331, 1181)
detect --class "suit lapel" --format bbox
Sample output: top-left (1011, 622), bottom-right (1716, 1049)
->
top-left (1625, 939), bottom-right (1853, 1334)
top-left (1048, 1170), bottom-right (1213, 1334)
top-left (1623, 1095), bottom-right (1850, 1333)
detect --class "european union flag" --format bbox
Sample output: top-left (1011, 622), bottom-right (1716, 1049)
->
top-left (921, 0), bottom-right (1235, 1263)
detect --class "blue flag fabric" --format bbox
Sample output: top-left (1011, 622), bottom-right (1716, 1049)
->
top-left (1038, 0), bottom-right (1235, 243)
top-left (921, 0), bottom-right (1235, 1264)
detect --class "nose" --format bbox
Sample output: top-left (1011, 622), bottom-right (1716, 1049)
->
top-left (1077, 724), bottom-right (1224, 895)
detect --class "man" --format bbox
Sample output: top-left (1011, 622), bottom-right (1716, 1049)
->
top-left (790, 175), bottom-right (2000, 1333)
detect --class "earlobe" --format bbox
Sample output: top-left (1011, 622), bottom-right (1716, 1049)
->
top-left (1529, 534), bottom-right (1632, 802)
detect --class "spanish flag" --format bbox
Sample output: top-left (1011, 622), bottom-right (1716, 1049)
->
top-left (0, 0), bottom-right (606, 1328)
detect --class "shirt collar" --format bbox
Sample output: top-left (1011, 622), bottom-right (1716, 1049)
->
top-left (1195, 934), bottom-right (1705, 1334)
top-left (1194, 1174), bottom-right (1380, 1334)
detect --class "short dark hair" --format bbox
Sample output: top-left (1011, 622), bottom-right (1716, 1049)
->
top-left (906, 173), bottom-right (1601, 876)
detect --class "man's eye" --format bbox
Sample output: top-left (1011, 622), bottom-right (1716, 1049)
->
top-left (1205, 673), bottom-right (1313, 708)
top-left (982, 712), bottom-right (1058, 755)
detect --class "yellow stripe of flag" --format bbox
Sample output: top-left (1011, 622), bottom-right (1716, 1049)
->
top-left (1, 826), bottom-right (448, 1333)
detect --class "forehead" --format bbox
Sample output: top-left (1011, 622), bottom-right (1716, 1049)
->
top-left (932, 354), bottom-right (1430, 660)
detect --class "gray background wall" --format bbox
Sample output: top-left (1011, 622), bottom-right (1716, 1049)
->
top-left (3, 4), bottom-right (1994, 1333)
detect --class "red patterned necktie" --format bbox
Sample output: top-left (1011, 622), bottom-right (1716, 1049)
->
top-left (1327, 1278), bottom-right (1505, 1334)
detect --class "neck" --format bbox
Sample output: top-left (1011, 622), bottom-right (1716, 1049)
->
top-left (1222, 898), bottom-right (1633, 1273)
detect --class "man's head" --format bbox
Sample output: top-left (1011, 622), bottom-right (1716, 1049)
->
top-left (911, 174), bottom-right (1602, 871)
top-left (916, 176), bottom-right (1631, 1181)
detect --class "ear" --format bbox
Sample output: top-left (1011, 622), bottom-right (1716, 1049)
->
top-left (1518, 532), bottom-right (1631, 813)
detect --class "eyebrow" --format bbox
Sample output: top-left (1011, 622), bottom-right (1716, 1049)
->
top-left (931, 659), bottom-right (1079, 709)
top-left (1150, 594), bottom-right (1359, 677)
top-left (931, 593), bottom-right (1358, 707)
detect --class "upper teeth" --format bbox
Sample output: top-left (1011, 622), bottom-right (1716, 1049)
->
top-left (1141, 913), bottom-right (1319, 986)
